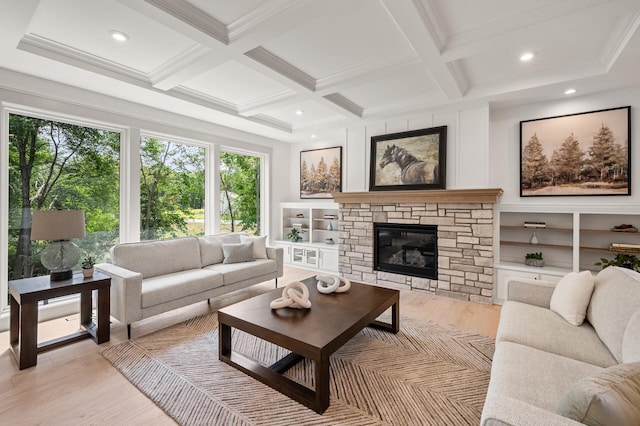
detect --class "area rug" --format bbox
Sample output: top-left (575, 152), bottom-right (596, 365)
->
top-left (102, 312), bottom-right (494, 426)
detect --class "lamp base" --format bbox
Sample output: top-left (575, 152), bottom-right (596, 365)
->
top-left (50, 269), bottom-right (73, 281)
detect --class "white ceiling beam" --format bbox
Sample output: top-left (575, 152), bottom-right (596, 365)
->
top-left (601, 8), bottom-right (640, 71)
top-left (380, 0), bottom-right (465, 100)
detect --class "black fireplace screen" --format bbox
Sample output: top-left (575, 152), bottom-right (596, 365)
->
top-left (373, 223), bottom-right (437, 279)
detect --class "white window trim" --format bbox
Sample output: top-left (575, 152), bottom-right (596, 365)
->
top-left (220, 146), bottom-right (268, 237)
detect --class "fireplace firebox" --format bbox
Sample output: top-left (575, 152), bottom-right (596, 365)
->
top-left (373, 223), bottom-right (437, 279)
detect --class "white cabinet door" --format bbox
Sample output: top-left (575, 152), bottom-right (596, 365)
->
top-left (305, 247), bottom-right (319, 268)
top-left (275, 242), bottom-right (292, 265)
top-left (318, 248), bottom-right (339, 272)
top-left (318, 248), bottom-right (336, 272)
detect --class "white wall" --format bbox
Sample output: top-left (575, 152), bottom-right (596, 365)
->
top-left (287, 104), bottom-right (491, 199)
top-left (490, 87), bottom-right (639, 205)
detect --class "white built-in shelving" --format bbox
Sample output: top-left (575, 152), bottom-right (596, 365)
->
top-left (494, 204), bottom-right (640, 303)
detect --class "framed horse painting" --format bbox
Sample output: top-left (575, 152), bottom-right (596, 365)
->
top-left (370, 126), bottom-right (447, 191)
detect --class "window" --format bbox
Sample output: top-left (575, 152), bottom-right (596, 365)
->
top-left (7, 113), bottom-right (120, 281)
top-left (140, 136), bottom-right (205, 240)
top-left (219, 150), bottom-right (262, 236)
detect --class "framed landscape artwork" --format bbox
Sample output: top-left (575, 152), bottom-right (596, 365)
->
top-left (300, 146), bottom-right (342, 199)
top-left (370, 126), bottom-right (446, 191)
top-left (520, 106), bottom-right (631, 197)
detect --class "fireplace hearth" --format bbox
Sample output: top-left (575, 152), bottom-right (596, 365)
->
top-left (374, 223), bottom-right (437, 279)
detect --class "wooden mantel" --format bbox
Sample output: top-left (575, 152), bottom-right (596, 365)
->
top-left (331, 188), bottom-right (503, 204)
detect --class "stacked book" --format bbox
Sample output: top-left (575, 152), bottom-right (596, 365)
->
top-left (610, 243), bottom-right (640, 253)
top-left (323, 214), bottom-right (337, 219)
top-left (524, 221), bottom-right (546, 229)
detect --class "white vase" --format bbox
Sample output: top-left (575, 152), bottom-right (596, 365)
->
top-left (529, 231), bottom-right (538, 245)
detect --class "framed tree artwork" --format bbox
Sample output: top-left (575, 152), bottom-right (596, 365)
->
top-left (300, 146), bottom-right (342, 199)
top-left (370, 126), bottom-right (447, 191)
top-left (520, 106), bottom-right (631, 197)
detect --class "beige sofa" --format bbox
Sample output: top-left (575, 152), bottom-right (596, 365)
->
top-left (482, 266), bottom-right (640, 425)
top-left (96, 233), bottom-right (283, 338)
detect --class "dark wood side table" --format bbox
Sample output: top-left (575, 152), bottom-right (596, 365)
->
top-left (9, 271), bottom-right (111, 370)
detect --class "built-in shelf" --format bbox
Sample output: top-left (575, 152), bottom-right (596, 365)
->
top-left (500, 241), bottom-right (572, 250)
top-left (276, 202), bottom-right (339, 273)
top-left (495, 206), bottom-right (640, 303)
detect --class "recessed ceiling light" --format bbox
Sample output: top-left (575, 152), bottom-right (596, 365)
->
top-left (295, 110), bottom-right (304, 116)
top-left (310, 134), bottom-right (316, 139)
top-left (520, 51), bottom-right (535, 62)
top-left (564, 88), bottom-right (577, 95)
top-left (109, 30), bottom-right (129, 42)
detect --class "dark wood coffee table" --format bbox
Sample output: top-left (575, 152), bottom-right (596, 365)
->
top-left (218, 277), bottom-right (399, 414)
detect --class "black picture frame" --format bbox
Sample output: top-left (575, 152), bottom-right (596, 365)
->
top-left (520, 106), bottom-right (631, 197)
top-left (300, 146), bottom-right (342, 199)
top-left (370, 126), bottom-right (446, 191)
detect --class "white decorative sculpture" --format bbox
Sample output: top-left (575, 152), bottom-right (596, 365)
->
top-left (316, 274), bottom-right (351, 294)
top-left (270, 281), bottom-right (312, 309)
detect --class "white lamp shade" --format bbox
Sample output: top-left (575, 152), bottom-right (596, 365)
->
top-left (30, 210), bottom-right (86, 241)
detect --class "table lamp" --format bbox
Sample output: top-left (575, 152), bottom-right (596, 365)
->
top-left (30, 210), bottom-right (86, 281)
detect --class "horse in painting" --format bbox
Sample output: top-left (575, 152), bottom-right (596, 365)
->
top-left (379, 144), bottom-right (438, 185)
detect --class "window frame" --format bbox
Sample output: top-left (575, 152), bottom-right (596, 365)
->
top-left (0, 103), bottom-right (127, 323)
top-left (0, 106), bottom-right (271, 330)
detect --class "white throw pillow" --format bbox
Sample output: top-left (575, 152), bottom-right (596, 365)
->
top-left (550, 270), bottom-right (595, 326)
top-left (240, 235), bottom-right (268, 259)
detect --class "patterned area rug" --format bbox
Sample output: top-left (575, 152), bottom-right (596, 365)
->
top-left (102, 312), bottom-right (494, 426)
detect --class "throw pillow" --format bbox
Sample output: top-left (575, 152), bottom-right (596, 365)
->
top-left (240, 235), bottom-right (268, 259)
top-left (550, 270), bottom-right (595, 326)
top-left (557, 362), bottom-right (640, 426)
top-left (222, 242), bottom-right (254, 264)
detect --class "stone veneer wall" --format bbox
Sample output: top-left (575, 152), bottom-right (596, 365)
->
top-left (338, 202), bottom-right (495, 304)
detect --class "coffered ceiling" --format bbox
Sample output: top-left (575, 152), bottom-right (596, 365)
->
top-left (1, 0), bottom-right (639, 143)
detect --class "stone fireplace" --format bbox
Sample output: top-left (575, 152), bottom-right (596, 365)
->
top-left (333, 189), bottom-right (502, 304)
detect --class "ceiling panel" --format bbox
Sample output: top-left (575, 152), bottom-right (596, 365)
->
top-left (260, 99), bottom-right (343, 127)
top-left (261, 0), bottom-right (416, 79)
top-left (181, 60), bottom-right (292, 105)
top-left (432, 0), bottom-right (558, 36)
top-left (459, 19), bottom-right (612, 86)
top-left (28, 0), bottom-right (197, 74)
top-left (339, 67), bottom-right (444, 110)
top-left (184, 0), bottom-right (267, 25)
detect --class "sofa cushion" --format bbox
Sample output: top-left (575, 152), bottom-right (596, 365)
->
top-left (623, 310), bottom-right (640, 363)
top-left (497, 301), bottom-right (617, 368)
top-left (488, 341), bottom-right (603, 413)
top-left (222, 242), bottom-right (254, 264)
top-left (198, 236), bottom-right (224, 266)
top-left (550, 270), bottom-right (595, 326)
top-left (111, 237), bottom-right (202, 279)
top-left (215, 232), bottom-right (245, 244)
top-left (204, 259), bottom-right (277, 285)
top-left (587, 267), bottom-right (640, 363)
top-left (557, 362), bottom-right (640, 426)
top-left (141, 269), bottom-right (224, 308)
top-left (240, 234), bottom-right (268, 259)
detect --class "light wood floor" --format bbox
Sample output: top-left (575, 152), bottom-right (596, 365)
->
top-left (0, 267), bottom-right (501, 425)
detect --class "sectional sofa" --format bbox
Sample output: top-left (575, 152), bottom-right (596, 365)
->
top-left (482, 266), bottom-right (640, 425)
top-left (96, 233), bottom-right (283, 338)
